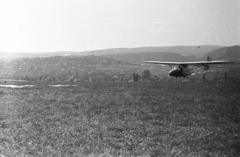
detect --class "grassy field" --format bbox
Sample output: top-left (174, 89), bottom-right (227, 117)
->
top-left (0, 81), bottom-right (240, 157)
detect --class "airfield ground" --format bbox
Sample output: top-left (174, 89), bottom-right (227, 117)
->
top-left (0, 81), bottom-right (240, 157)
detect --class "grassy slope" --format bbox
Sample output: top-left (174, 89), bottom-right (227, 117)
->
top-left (0, 82), bottom-right (240, 157)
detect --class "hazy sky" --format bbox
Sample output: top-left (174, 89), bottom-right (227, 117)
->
top-left (0, 0), bottom-right (239, 52)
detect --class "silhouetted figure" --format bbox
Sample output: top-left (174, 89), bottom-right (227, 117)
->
top-left (178, 65), bottom-right (183, 73)
top-left (202, 72), bottom-right (206, 82)
top-left (207, 56), bottom-right (212, 61)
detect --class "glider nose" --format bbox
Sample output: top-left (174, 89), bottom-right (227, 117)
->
top-left (169, 67), bottom-right (179, 77)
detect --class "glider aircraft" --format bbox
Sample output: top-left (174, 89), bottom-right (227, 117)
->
top-left (144, 57), bottom-right (234, 78)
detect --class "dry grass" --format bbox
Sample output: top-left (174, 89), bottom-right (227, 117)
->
top-left (0, 81), bottom-right (240, 156)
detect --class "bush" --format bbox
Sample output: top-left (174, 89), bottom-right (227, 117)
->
top-left (142, 70), bottom-right (151, 80)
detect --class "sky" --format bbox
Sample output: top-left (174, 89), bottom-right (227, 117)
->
top-left (0, 0), bottom-right (239, 53)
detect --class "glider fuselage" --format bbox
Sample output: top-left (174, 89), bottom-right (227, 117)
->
top-left (169, 65), bottom-right (193, 78)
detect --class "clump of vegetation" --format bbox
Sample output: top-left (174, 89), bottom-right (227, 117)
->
top-left (0, 81), bottom-right (240, 156)
top-left (142, 70), bottom-right (151, 81)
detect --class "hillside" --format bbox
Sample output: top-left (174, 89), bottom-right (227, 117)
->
top-left (85, 45), bottom-right (223, 57)
top-left (0, 45), bottom-right (222, 61)
top-left (0, 55), bottom-right (139, 82)
top-left (200, 45), bottom-right (240, 61)
top-left (102, 52), bottom-right (195, 64)
top-left (0, 51), bottom-right (82, 61)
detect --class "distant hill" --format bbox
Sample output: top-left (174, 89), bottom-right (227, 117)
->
top-left (0, 51), bottom-right (82, 61)
top-left (200, 45), bottom-right (240, 61)
top-left (84, 45), bottom-right (223, 57)
top-left (81, 45), bottom-right (223, 64)
top-left (100, 52), bottom-right (196, 64)
top-left (0, 45), bottom-right (222, 61)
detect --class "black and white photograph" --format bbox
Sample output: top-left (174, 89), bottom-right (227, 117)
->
top-left (0, 0), bottom-right (239, 156)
